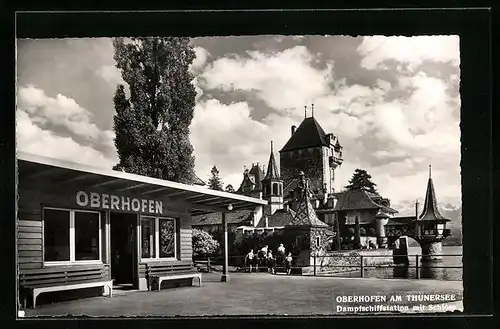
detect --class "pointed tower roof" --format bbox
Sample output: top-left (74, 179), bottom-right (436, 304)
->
top-left (264, 141), bottom-right (280, 180)
top-left (418, 165), bottom-right (450, 222)
top-left (280, 117), bottom-right (329, 152)
top-left (287, 172), bottom-right (328, 227)
top-left (248, 163), bottom-right (265, 191)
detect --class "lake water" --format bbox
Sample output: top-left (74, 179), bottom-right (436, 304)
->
top-left (328, 246), bottom-right (463, 281)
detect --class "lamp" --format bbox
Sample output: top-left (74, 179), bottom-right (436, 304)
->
top-left (436, 223), bottom-right (445, 235)
top-left (227, 204), bottom-right (233, 211)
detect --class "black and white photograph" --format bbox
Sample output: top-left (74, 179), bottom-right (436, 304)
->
top-left (15, 31), bottom-right (466, 317)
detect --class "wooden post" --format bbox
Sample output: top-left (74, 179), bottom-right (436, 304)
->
top-left (360, 255), bottom-right (364, 278)
top-left (220, 212), bottom-right (230, 282)
top-left (416, 254), bottom-right (420, 279)
top-left (207, 257), bottom-right (211, 273)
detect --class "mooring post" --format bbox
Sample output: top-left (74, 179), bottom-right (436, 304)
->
top-left (313, 255), bottom-right (317, 276)
top-left (415, 254), bottom-right (420, 279)
top-left (360, 255), bottom-right (364, 278)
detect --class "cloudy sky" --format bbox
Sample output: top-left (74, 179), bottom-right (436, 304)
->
top-left (16, 35), bottom-right (461, 215)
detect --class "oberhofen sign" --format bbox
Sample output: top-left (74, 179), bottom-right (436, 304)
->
top-left (76, 191), bottom-right (163, 215)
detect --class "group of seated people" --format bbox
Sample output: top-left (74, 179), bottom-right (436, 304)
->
top-left (244, 244), bottom-right (293, 274)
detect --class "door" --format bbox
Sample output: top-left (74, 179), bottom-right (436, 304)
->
top-left (110, 213), bottom-right (137, 286)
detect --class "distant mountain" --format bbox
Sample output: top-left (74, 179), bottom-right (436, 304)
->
top-left (439, 203), bottom-right (462, 246)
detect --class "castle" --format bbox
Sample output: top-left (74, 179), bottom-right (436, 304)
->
top-left (193, 111), bottom-right (397, 244)
top-left (192, 111), bottom-right (449, 254)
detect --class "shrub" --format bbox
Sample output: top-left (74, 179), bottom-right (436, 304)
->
top-left (192, 229), bottom-right (220, 257)
top-left (367, 228), bottom-right (377, 237)
top-left (359, 227), bottom-right (366, 236)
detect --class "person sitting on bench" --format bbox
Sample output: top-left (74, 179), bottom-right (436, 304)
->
top-left (258, 245), bottom-right (268, 268)
top-left (276, 243), bottom-right (286, 266)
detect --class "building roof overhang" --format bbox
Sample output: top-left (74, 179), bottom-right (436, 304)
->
top-left (17, 152), bottom-right (267, 216)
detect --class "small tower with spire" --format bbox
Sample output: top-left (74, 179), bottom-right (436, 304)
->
top-left (414, 164), bottom-right (451, 261)
top-left (261, 141), bottom-right (284, 215)
top-left (281, 171), bottom-right (331, 270)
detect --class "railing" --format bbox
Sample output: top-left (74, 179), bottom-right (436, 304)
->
top-left (193, 253), bottom-right (462, 280)
top-left (309, 253), bottom-right (462, 279)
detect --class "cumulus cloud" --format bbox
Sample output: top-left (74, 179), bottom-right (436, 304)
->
top-left (190, 99), bottom-right (272, 187)
top-left (357, 35), bottom-right (460, 71)
top-left (16, 86), bottom-right (117, 168)
top-left (96, 64), bottom-right (123, 86)
top-left (190, 46), bottom-right (210, 73)
top-left (17, 85), bottom-right (111, 141)
top-left (16, 109), bottom-right (118, 169)
top-left (195, 37), bottom-right (460, 206)
top-left (199, 46), bottom-right (334, 110)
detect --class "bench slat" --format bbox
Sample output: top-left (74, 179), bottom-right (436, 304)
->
top-left (20, 265), bottom-right (103, 275)
top-left (148, 267), bottom-right (193, 272)
top-left (149, 270), bottom-right (198, 277)
top-left (21, 277), bottom-right (107, 288)
top-left (25, 279), bottom-right (111, 290)
top-left (21, 268), bottom-right (102, 277)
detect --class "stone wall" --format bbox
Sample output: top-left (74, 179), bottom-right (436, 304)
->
top-left (421, 240), bottom-right (444, 261)
top-left (309, 227), bottom-right (332, 255)
top-left (312, 249), bottom-right (393, 274)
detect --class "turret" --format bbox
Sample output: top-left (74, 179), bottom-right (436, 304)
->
top-left (262, 141), bottom-right (283, 215)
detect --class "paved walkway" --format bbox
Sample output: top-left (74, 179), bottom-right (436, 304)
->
top-left (23, 273), bottom-right (463, 317)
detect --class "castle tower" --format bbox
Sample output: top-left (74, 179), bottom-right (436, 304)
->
top-left (279, 109), bottom-right (343, 196)
top-left (261, 141), bottom-right (283, 215)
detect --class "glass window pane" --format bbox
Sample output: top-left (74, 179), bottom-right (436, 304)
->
top-left (44, 209), bottom-right (70, 262)
top-left (75, 211), bottom-right (100, 261)
top-left (159, 219), bottom-right (176, 258)
top-left (141, 217), bottom-right (155, 258)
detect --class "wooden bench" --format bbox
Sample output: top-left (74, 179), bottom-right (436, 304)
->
top-left (19, 265), bottom-right (113, 308)
top-left (145, 262), bottom-right (202, 291)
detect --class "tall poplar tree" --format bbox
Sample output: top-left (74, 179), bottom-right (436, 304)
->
top-left (112, 37), bottom-right (196, 184)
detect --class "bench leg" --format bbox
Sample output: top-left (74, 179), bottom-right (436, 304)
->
top-left (103, 283), bottom-right (112, 297)
top-left (32, 291), bottom-right (38, 309)
top-left (158, 278), bottom-right (162, 292)
top-left (198, 275), bottom-right (202, 287)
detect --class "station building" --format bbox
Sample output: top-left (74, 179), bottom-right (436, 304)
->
top-left (16, 152), bottom-right (266, 308)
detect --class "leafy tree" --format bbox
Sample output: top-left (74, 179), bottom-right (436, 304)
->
top-left (192, 229), bottom-right (220, 257)
top-left (112, 37), bottom-right (196, 184)
top-left (345, 169), bottom-right (378, 193)
top-left (367, 227), bottom-right (377, 237)
top-left (208, 166), bottom-right (224, 191)
top-left (225, 184), bottom-right (235, 193)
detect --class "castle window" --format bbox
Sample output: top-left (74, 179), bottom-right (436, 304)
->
top-left (272, 183), bottom-right (278, 195)
top-left (316, 236), bottom-right (321, 247)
